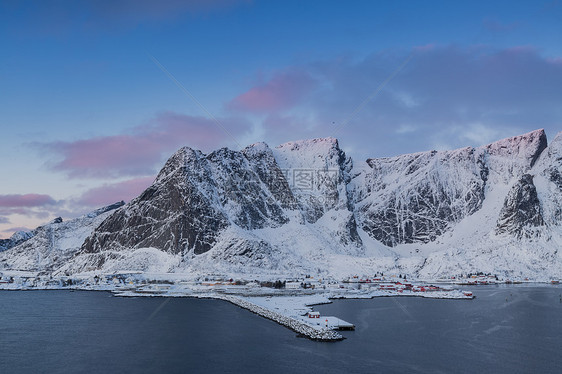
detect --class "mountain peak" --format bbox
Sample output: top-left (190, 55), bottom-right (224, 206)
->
top-left (276, 137), bottom-right (340, 152)
top-left (155, 146), bottom-right (202, 183)
top-left (483, 128), bottom-right (547, 167)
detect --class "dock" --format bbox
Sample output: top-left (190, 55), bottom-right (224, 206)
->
top-left (304, 315), bottom-right (355, 330)
top-left (325, 316), bottom-right (355, 330)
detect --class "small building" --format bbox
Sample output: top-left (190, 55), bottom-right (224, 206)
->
top-left (286, 281), bottom-right (301, 289)
top-left (379, 284), bottom-right (396, 291)
top-left (308, 311), bottom-right (320, 318)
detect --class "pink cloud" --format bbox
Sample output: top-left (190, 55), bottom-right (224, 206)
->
top-left (0, 208), bottom-right (51, 219)
top-left (43, 112), bottom-right (250, 178)
top-left (230, 45), bottom-right (562, 160)
top-left (228, 69), bottom-right (317, 112)
top-left (261, 113), bottom-right (319, 143)
top-left (49, 135), bottom-right (162, 178)
top-left (414, 44), bottom-right (436, 52)
top-left (0, 194), bottom-right (56, 208)
top-left (77, 176), bottom-right (155, 207)
top-left (2, 226), bottom-right (31, 233)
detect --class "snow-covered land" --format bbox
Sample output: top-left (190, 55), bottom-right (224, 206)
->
top-left (1, 130), bottom-right (562, 282)
top-left (0, 272), bottom-right (478, 341)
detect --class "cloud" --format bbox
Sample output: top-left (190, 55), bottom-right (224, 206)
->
top-left (482, 18), bottom-right (520, 32)
top-left (0, 208), bottom-right (52, 220)
top-left (395, 125), bottom-right (417, 134)
top-left (227, 69), bottom-right (318, 112)
top-left (47, 135), bottom-right (163, 179)
top-left (0, 194), bottom-right (57, 208)
top-left (231, 45), bottom-right (562, 159)
top-left (0, 178), bottom-right (153, 240)
top-left (2, 226), bottom-right (31, 233)
top-left (456, 123), bottom-right (506, 146)
top-left (42, 112), bottom-right (251, 178)
top-left (76, 176), bottom-right (154, 207)
top-left (1, 0), bottom-right (251, 37)
top-left (0, 201), bottom-right (54, 234)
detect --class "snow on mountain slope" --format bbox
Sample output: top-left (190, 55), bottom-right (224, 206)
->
top-left (66, 138), bottom-right (364, 275)
top-left (0, 230), bottom-right (34, 252)
top-left (272, 137), bottom-right (362, 245)
top-left (535, 131), bottom-right (562, 224)
top-left (353, 146), bottom-right (488, 247)
top-left (0, 202), bottom-right (124, 272)
top-left (80, 144), bottom-right (296, 260)
top-left (2, 130), bottom-right (561, 280)
top-left (353, 129), bottom-right (547, 248)
top-left (272, 137), bottom-right (352, 219)
top-left (401, 130), bottom-right (561, 280)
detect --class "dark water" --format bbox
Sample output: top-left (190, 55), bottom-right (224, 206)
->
top-left (1, 286), bottom-right (561, 374)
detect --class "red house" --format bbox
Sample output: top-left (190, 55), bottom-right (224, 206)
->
top-left (308, 311), bottom-right (320, 318)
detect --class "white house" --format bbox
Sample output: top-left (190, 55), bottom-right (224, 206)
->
top-left (286, 281), bottom-right (301, 289)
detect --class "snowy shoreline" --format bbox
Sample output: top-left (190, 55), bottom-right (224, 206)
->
top-left (7, 270), bottom-right (559, 342)
top-left (0, 279), bottom-right (480, 341)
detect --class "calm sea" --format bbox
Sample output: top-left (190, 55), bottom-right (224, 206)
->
top-left (1, 286), bottom-right (560, 373)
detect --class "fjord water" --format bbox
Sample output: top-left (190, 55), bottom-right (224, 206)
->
top-left (1, 286), bottom-right (560, 374)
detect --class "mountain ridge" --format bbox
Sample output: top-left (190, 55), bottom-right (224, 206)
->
top-left (2, 129), bottom-right (561, 280)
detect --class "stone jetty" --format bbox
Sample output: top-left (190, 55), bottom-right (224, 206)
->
top-left (219, 295), bottom-right (344, 341)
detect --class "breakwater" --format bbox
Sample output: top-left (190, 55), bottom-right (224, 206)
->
top-left (218, 295), bottom-right (343, 341)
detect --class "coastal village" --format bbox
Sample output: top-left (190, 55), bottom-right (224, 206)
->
top-left (6, 270), bottom-right (556, 341)
top-left (0, 270), bottom-right (487, 296)
top-left (1, 270), bottom-right (561, 340)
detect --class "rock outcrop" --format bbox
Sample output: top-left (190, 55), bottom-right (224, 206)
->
top-left (496, 174), bottom-right (544, 238)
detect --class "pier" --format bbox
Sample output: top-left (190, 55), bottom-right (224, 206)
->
top-left (321, 316), bottom-right (355, 331)
top-left (219, 295), bottom-right (344, 341)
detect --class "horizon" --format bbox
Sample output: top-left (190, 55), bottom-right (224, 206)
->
top-left (1, 0), bottom-right (561, 238)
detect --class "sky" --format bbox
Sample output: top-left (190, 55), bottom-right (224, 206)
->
top-left (1, 0), bottom-right (561, 238)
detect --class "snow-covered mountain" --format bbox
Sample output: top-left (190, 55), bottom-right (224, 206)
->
top-left (352, 129), bottom-right (546, 247)
top-left (2, 130), bottom-right (562, 280)
top-left (0, 230), bottom-right (34, 253)
top-left (0, 202), bottom-right (124, 273)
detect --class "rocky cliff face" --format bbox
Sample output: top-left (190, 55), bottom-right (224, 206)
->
top-left (81, 139), bottom-right (361, 263)
top-left (353, 130), bottom-right (547, 247)
top-left (78, 130), bottom-right (553, 260)
top-left (82, 147), bottom-right (229, 256)
top-left (354, 147), bottom-right (489, 246)
top-left (4, 129), bottom-right (562, 279)
top-left (536, 132), bottom-right (562, 223)
top-left (496, 174), bottom-right (544, 238)
top-left (0, 230), bottom-right (34, 252)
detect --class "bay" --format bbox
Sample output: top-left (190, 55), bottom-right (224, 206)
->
top-left (0, 286), bottom-right (560, 373)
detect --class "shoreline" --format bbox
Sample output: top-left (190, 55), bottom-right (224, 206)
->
top-left (4, 275), bottom-right (558, 342)
top-left (0, 283), bottom-right (479, 341)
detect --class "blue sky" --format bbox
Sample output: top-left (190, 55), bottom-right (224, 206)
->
top-left (1, 0), bottom-right (561, 238)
